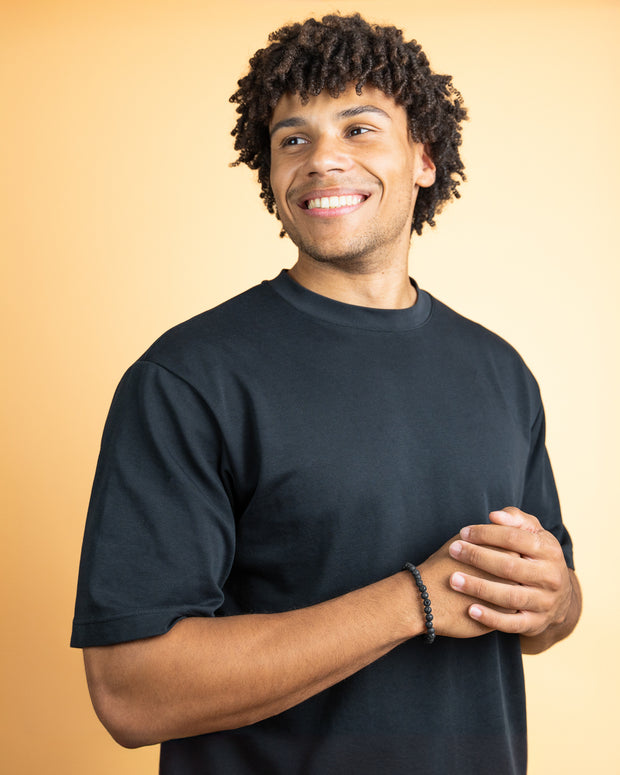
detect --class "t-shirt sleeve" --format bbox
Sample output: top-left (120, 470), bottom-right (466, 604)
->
top-left (71, 359), bottom-right (237, 647)
top-left (521, 400), bottom-right (574, 570)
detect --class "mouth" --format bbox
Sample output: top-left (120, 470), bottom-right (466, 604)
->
top-left (295, 190), bottom-right (370, 219)
top-left (304, 194), bottom-right (368, 210)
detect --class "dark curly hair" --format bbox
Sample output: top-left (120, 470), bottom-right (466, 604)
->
top-left (230, 13), bottom-right (467, 236)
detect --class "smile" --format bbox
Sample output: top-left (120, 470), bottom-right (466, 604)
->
top-left (306, 195), bottom-right (367, 210)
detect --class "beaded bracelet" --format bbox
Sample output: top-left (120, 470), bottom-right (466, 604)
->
top-left (403, 563), bottom-right (436, 644)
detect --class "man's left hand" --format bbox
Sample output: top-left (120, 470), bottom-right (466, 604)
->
top-left (447, 507), bottom-right (576, 640)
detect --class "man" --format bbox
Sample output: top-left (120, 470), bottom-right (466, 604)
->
top-left (72, 13), bottom-right (581, 774)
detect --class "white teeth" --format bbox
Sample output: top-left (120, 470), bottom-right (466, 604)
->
top-left (307, 195), bottom-right (364, 210)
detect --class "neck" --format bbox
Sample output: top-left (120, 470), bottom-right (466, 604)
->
top-left (287, 258), bottom-right (417, 309)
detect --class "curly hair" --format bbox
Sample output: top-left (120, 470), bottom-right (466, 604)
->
top-left (230, 13), bottom-right (467, 236)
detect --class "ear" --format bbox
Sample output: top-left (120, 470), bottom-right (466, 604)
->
top-left (414, 144), bottom-right (436, 188)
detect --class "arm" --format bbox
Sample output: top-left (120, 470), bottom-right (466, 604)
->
top-left (83, 536), bottom-right (501, 748)
top-left (84, 573), bottom-right (421, 748)
top-left (447, 507), bottom-right (582, 653)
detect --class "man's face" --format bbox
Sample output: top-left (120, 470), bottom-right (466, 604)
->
top-left (268, 84), bottom-right (435, 271)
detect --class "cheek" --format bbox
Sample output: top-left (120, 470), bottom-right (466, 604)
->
top-left (269, 166), bottom-right (291, 209)
top-left (377, 163), bottom-right (416, 199)
top-left (270, 179), bottom-right (295, 223)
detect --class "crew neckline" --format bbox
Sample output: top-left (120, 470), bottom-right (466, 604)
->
top-left (266, 269), bottom-right (432, 332)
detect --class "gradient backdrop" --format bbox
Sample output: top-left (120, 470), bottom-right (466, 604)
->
top-left (2, 1), bottom-right (619, 772)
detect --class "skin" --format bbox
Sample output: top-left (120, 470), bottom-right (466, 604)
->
top-left (448, 507), bottom-right (582, 654)
top-left (83, 84), bottom-right (581, 748)
top-left (269, 84), bottom-right (436, 309)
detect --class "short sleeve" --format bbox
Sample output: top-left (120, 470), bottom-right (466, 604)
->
top-left (521, 401), bottom-right (574, 570)
top-left (71, 359), bottom-right (237, 647)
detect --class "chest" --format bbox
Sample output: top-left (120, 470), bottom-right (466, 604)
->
top-left (219, 334), bottom-right (532, 612)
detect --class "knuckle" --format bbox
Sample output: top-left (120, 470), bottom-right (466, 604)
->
top-left (547, 567), bottom-right (565, 593)
top-left (523, 590), bottom-right (539, 611)
top-left (537, 530), bottom-right (561, 558)
top-left (461, 541), bottom-right (479, 564)
top-left (526, 513), bottom-right (542, 531)
top-left (468, 544), bottom-right (482, 563)
top-left (502, 613), bottom-right (523, 634)
top-left (504, 531), bottom-right (523, 553)
top-left (502, 555), bottom-right (520, 579)
top-left (549, 541), bottom-right (564, 562)
top-left (506, 585), bottom-right (524, 610)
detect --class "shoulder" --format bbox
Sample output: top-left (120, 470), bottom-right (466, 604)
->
top-left (133, 280), bottom-right (285, 383)
top-left (147, 282), bottom-right (266, 350)
top-left (427, 293), bottom-right (543, 412)
top-left (429, 294), bottom-right (531, 367)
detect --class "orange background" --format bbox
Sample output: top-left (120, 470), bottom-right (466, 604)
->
top-left (2, 1), bottom-right (618, 772)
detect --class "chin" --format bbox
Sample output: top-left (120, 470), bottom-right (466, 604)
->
top-left (292, 232), bottom-right (385, 269)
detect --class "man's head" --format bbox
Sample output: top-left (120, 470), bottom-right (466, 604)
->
top-left (230, 13), bottom-right (467, 238)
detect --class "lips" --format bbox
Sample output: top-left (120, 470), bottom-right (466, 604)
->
top-left (306, 194), bottom-right (367, 210)
top-left (297, 188), bottom-right (370, 212)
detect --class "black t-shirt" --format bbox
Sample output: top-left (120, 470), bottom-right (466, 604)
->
top-left (72, 271), bottom-right (573, 774)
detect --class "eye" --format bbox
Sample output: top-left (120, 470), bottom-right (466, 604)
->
top-left (282, 136), bottom-right (308, 146)
top-left (348, 126), bottom-right (370, 137)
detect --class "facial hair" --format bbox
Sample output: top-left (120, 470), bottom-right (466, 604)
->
top-left (279, 202), bottom-right (413, 275)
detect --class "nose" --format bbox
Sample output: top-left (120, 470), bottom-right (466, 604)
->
top-left (304, 133), bottom-right (352, 176)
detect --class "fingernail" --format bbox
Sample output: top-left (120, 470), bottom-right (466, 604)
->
top-left (451, 572), bottom-right (465, 589)
top-left (460, 526), bottom-right (471, 540)
top-left (470, 606), bottom-right (482, 619)
top-left (449, 541), bottom-right (462, 557)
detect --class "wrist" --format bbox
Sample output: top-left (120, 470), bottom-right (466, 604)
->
top-left (403, 563), bottom-right (436, 644)
top-left (394, 570), bottom-right (429, 641)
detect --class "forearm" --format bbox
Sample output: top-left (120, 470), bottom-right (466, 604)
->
top-left (84, 571), bottom-right (423, 748)
top-left (520, 569), bottom-right (582, 654)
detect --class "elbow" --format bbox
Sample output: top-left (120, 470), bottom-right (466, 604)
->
top-left (83, 648), bottom-right (161, 749)
top-left (88, 678), bottom-right (155, 749)
top-left (110, 726), bottom-right (150, 750)
top-left (105, 709), bottom-right (153, 750)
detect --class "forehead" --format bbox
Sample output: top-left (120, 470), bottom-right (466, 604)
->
top-left (269, 83), bottom-right (407, 130)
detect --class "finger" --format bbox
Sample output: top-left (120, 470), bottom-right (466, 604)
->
top-left (449, 540), bottom-right (539, 584)
top-left (459, 524), bottom-right (543, 558)
top-left (450, 571), bottom-right (546, 612)
top-left (489, 507), bottom-right (542, 534)
top-left (468, 604), bottom-right (540, 635)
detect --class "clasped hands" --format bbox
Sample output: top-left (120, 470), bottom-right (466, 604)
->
top-left (419, 507), bottom-right (573, 640)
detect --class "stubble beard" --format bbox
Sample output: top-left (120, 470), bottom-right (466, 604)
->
top-left (294, 232), bottom-right (384, 273)
top-left (281, 211), bottom-right (413, 275)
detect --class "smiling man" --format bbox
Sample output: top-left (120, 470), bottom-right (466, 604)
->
top-left (269, 85), bottom-right (435, 287)
top-left (72, 14), bottom-right (581, 775)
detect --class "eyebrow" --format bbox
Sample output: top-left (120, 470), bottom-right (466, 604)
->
top-left (269, 104), bottom-right (392, 138)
